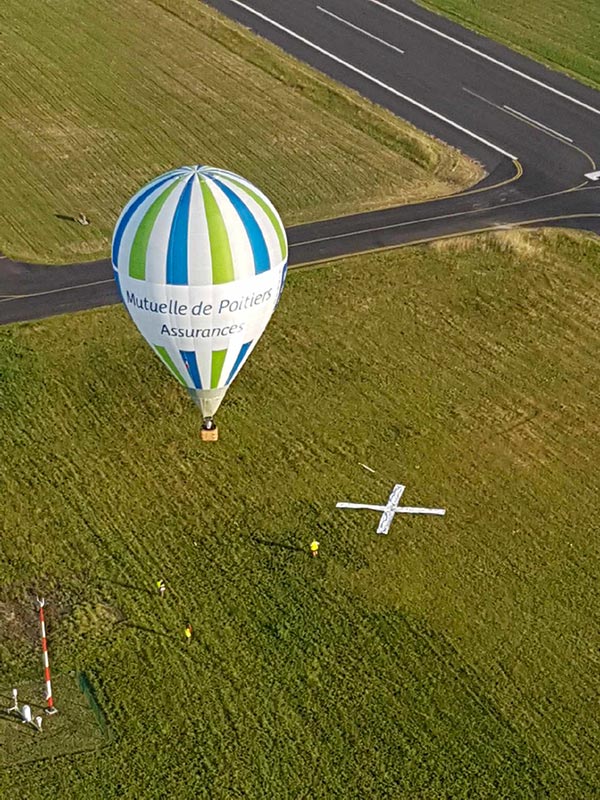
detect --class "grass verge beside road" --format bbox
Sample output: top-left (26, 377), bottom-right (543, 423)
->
top-left (0, 0), bottom-right (479, 265)
top-left (1, 230), bottom-right (599, 797)
top-left (422, 0), bottom-right (600, 89)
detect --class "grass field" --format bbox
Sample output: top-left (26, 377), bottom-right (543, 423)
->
top-left (1, 230), bottom-right (599, 797)
top-left (423, 0), bottom-right (600, 89)
top-left (0, 0), bottom-right (479, 265)
top-left (0, 676), bottom-right (108, 766)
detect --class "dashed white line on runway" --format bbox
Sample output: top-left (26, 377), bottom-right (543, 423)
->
top-left (465, 87), bottom-right (575, 141)
top-left (368, 0), bottom-right (600, 117)
top-left (502, 105), bottom-right (573, 142)
top-left (222, 0), bottom-right (516, 159)
top-left (317, 6), bottom-right (405, 54)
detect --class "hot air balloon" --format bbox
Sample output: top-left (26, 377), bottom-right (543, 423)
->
top-left (112, 166), bottom-right (288, 440)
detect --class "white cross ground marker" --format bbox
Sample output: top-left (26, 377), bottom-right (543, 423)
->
top-left (336, 483), bottom-right (446, 534)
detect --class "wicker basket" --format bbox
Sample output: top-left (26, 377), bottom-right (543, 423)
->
top-left (200, 426), bottom-right (219, 442)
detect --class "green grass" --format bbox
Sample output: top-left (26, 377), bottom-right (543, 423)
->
top-left (422, 0), bottom-right (600, 88)
top-left (1, 230), bottom-right (599, 797)
top-left (0, 0), bottom-right (479, 265)
top-left (0, 676), bottom-right (108, 766)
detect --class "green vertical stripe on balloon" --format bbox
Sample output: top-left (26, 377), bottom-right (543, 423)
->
top-left (153, 345), bottom-right (187, 386)
top-left (222, 175), bottom-right (287, 260)
top-left (129, 181), bottom-right (180, 279)
top-left (200, 177), bottom-right (234, 284)
top-left (211, 349), bottom-right (227, 389)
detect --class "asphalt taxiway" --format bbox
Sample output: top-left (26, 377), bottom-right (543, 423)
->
top-left (2, 0), bottom-right (599, 324)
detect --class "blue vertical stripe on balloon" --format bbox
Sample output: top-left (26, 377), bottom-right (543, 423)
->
top-left (112, 173), bottom-right (178, 267)
top-left (225, 340), bottom-right (253, 386)
top-left (212, 178), bottom-right (270, 274)
top-left (180, 351), bottom-right (203, 389)
top-left (166, 176), bottom-right (194, 285)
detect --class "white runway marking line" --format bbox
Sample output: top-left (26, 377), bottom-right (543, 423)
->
top-left (502, 105), bottom-right (573, 142)
top-left (317, 6), bottom-right (405, 54)
top-left (368, 0), bottom-right (600, 117)
top-left (286, 179), bottom-right (590, 250)
top-left (0, 278), bottom-right (114, 303)
top-left (222, 0), bottom-right (516, 159)
top-left (463, 87), bottom-right (576, 145)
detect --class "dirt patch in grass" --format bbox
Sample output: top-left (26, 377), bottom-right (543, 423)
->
top-left (0, 598), bottom-right (38, 647)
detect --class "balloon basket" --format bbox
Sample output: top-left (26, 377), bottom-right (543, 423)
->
top-left (200, 426), bottom-right (219, 442)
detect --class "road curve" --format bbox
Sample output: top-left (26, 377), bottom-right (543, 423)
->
top-left (1, 0), bottom-right (599, 325)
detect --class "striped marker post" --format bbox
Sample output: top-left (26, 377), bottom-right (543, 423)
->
top-left (36, 598), bottom-right (58, 715)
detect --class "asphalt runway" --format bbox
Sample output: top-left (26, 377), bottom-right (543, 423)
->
top-left (2, 0), bottom-right (599, 324)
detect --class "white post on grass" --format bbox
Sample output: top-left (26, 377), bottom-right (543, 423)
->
top-left (7, 688), bottom-right (18, 714)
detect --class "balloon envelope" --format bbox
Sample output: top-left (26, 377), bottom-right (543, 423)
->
top-left (112, 166), bottom-right (288, 420)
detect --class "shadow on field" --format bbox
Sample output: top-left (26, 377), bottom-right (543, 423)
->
top-left (251, 537), bottom-right (304, 553)
top-left (99, 579), bottom-right (152, 596)
top-left (0, 709), bottom-right (38, 736)
top-left (121, 622), bottom-right (173, 639)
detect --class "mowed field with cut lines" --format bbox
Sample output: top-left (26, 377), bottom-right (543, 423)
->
top-left (424, 0), bottom-right (600, 88)
top-left (0, 0), bottom-right (478, 264)
top-left (1, 231), bottom-right (599, 797)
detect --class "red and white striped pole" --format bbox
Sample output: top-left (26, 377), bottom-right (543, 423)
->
top-left (36, 598), bottom-right (58, 715)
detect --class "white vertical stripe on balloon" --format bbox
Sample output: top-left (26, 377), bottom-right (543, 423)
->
top-left (211, 168), bottom-right (288, 265)
top-left (222, 175), bottom-right (281, 272)
top-left (196, 339), bottom-right (213, 395)
top-left (116, 176), bottom-right (181, 276)
top-left (116, 168), bottom-right (185, 222)
top-left (207, 177), bottom-right (255, 282)
top-left (187, 176), bottom-right (213, 288)
top-left (222, 338), bottom-right (257, 388)
top-left (219, 332), bottom-right (243, 388)
top-left (145, 178), bottom-right (188, 286)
